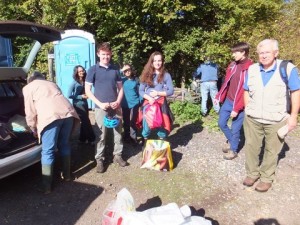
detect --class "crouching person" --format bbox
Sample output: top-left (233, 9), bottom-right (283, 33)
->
top-left (23, 71), bottom-right (80, 194)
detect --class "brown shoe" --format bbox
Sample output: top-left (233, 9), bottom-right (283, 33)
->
top-left (223, 150), bottom-right (238, 160)
top-left (114, 155), bottom-right (129, 167)
top-left (222, 141), bottom-right (230, 153)
top-left (255, 181), bottom-right (272, 192)
top-left (243, 176), bottom-right (259, 187)
top-left (96, 159), bottom-right (105, 173)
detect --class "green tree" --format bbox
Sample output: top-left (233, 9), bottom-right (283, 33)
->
top-left (273, 0), bottom-right (300, 66)
top-left (2, 0), bottom-right (298, 86)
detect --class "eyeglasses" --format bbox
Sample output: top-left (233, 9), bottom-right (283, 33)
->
top-left (124, 69), bottom-right (131, 73)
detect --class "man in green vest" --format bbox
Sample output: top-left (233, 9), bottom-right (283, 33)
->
top-left (243, 39), bottom-right (300, 192)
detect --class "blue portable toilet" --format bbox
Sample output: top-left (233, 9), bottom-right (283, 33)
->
top-left (54, 29), bottom-right (96, 109)
top-left (0, 36), bottom-right (13, 67)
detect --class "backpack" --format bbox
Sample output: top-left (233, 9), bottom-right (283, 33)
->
top-left (279, 60), bottom-right (292, 112)
top-left (279, 60), bottom-right (291, 85)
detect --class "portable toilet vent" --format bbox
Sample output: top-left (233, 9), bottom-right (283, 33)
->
top-left (54, 29), bottom-right (95, 109)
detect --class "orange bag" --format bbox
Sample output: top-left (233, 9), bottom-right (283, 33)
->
top-left (141, 139), bottom-right (173, 171)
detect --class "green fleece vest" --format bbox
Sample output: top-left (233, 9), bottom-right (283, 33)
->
top-left (245, 60), bottom-right (295, 124)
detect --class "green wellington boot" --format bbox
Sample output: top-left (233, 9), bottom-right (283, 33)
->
top-left (41, 164), bottom-right (54, 194)
top-left (61, 156), bottom-right (71, 181)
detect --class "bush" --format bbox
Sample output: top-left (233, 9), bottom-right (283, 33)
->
top-left (201, 111), bottom-right (220, 132)
top-left (170, 100), bottom-right (221, 132)
top-left (170, 101), bottom-right (201, 125)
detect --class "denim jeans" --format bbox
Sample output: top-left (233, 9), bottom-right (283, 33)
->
top-left (218, 98), bottom-right (244, 152)
top-left (40, 117), bottom-right (74, 165)
top-left (122, 104), bottom-right (139, 140)
top-left (200, 81), bottom-right (220, 114)
top-left (73, 101), bottom-right (95, 143)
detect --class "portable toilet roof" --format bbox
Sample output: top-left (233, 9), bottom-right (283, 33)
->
top-left (54, 29), bottom-right (96, 109)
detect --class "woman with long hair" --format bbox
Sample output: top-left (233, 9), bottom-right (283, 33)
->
top-left (68, 65), bottom-right (95, 144)
top-left (139, 51), bottom-right (174, 142)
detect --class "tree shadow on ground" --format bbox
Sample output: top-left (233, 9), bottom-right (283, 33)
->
top-left (167, 122), bottom-right (203, 168)
top-left (0, 163), bottom-right (104, 225)
top-left (171, 150), bottom-right (183, 169)
top-left (168, 122), bottom-right (203, 149)
top-left (71, 126), bottom-right (146, 176)
top-left (69, 136), bottom-right (97, 179)
top-left (254, 218), bottom-right (281, 225)
top-left (122, 140), bottom-right (144, 161)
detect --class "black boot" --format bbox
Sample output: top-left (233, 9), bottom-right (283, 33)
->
top-left (41, 164), bottom-right (53, 194)
top-left (61, 156), bottom-right (71, 181)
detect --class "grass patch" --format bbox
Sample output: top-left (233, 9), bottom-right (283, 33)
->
top-left (121, 168), bottom-right (213, 204)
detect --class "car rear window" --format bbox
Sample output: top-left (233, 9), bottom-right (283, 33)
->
top-left (0, 36), bottom-right (35, 68)
top-left (0, 82), bottom-right (24, 97)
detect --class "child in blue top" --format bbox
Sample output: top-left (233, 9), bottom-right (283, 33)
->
top-left (120, 64), bottom-right (140, 144)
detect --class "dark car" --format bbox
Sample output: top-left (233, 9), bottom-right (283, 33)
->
top-left (0, 21), bottom-right (61, 179)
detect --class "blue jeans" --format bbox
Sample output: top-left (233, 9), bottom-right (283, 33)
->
top-left (41, 117), bottom-right (74, 165)
top-left (200, 81), bottom-right (220, 114)
top-left (122, 104), bottom-right (139, 140)
top-left (73, 101), bottom-right (95, 143)
top-left (218, 98), bottom-right (244, 152)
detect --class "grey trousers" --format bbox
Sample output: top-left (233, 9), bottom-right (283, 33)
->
top-left (94, 108), bottom-right (123, 160)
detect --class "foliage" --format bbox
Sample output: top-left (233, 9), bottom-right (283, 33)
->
top-left (169, 100), bottom-right (221, 131)
top-left (170, 101), bottom-right (201, 125)
top-left (201, 111), bottom-right (220, 132)
top-left (272, 0), bottom-right (300, 66)
top-left (1, 0), bottom-right (299, 84)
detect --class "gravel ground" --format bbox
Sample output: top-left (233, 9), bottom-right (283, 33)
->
top-left (0, 114), bottom-right (299, 225)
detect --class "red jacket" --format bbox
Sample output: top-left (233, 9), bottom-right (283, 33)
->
top-left (136, 97), bottom-right (173, 133)
top-left (215, 59), bottom-right (253, 113)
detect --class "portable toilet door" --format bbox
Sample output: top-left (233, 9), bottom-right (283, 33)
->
top-left (54, 29), bottom-right (95, 109)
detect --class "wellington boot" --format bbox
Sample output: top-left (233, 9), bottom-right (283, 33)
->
top-left (61, 156), bottom-right (72, 181)
top-left (142, 138), bottom-right (148, 148)
top-left (41, 164), bottom-right (54, 194)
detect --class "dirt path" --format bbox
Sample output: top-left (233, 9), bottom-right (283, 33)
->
top-left (0, 117), bottom-right (299, 225)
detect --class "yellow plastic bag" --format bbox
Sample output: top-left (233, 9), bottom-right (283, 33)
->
top-left (141, 139), bottom-right (173, 171)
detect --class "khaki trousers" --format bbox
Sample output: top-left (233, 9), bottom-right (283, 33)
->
top-left (244, 115), bottom-right (286, 183)
top-left (94, 108), bottom-right (123, 160)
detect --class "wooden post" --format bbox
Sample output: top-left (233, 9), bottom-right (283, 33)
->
top-left (48, 53), bottom-right (54, 81)
top-left (181, 76), bottom-right (185, 101)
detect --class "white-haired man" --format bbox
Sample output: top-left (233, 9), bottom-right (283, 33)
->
top-left (243, 39), bottom-right (300, 192)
